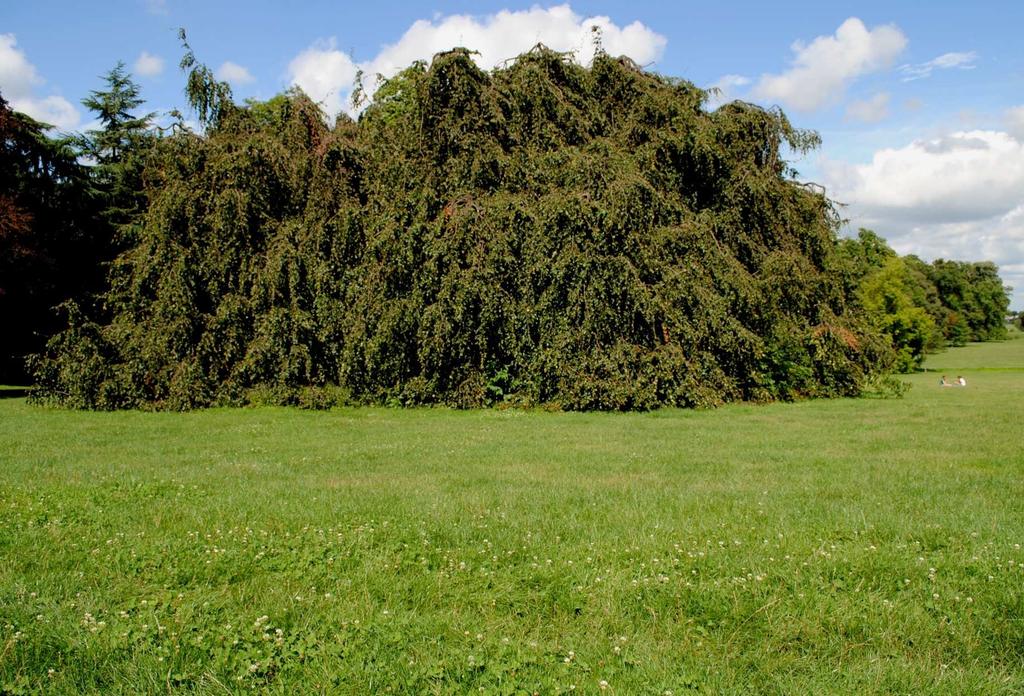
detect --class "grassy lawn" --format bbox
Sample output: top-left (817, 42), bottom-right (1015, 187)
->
top-left (2, 341), bottom-right (1023, 694)
top-left (922, 330), bottom-right (1024, 372)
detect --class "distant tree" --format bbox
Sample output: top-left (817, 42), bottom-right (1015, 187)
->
top-left (900, 255), bottom-right (946, 351)
top-left (857, 257), bottom-right (936, 372)
top-left (836, 231), bottom-right (1010, 351)
top-left (837, 229), bottom-right (896, 275)
top-left (926, 260), bottom-right (1008, 344)
top-left (77, 62), bottom-right (155, 241)
top-left (0, 95), bottom-right (100, 383)
top-left (963, 261), bottom-right (1009, 341)
top-left (928, 260), bottom-right (972, 344)
top-left (834, 228), bottom-right (897, 301)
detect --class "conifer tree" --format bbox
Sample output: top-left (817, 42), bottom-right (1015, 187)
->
top-left (78, 62), bottom-right (155, 237)
top-left (0, 96), bottom-right (99, 382)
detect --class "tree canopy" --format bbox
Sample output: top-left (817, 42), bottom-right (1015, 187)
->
top-left (837, 229), bottom-right (1010, 370)
top-left (24, 45), bottom-right (1011, 409)
top-left (0, 95), bottom-right (103, 383)
top-left (77, 62), bottom-right (155, 235)
top-left (29, 47), bottom-right (892, 409)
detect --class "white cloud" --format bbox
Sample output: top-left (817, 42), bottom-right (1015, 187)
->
top-left (287, 39), bottom-right (359, 118)
top-left (1006, 105), bottom-right (1024, 143)
top-left (0, 33), bottom-right (37, 96)
top-left (287, 4), bottom-right (666, 118)
top-left (133, 51), bottom-right (164, 78)
top-left (845, 92), bottom-right (890, 123)
top-left (0, 33), bottom-right (79, 129)
top-left (216, 61), bottom-right (255, 85)
top-left (824, 130), bottom-right (1023, 222)
top-left (822, 129), bottom-right (1024, 308)
top-left (706, 74), bottom-right (750, 108)
top-left (144, 0), bottom-right (168, 16)
top-left (752, 18), bottom-right (907, 111)
top-left (885, 210), bottom-right (1023, 310)
top-left (899, 51), bottom-right (977, 82)
top-left (18, 95), bottom-right (79, 130)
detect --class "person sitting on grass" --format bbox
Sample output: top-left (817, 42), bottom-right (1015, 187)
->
top-left (957, 375), bottom-right (967, 387)
top-left (940, 375), bottom-right (952, 387)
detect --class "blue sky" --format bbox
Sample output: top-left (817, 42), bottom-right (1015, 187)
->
top-left (3, 1), bottom-right (1023, 307)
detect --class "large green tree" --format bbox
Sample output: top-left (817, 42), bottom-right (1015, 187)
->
top-left (0, 95), bottom-right (101, 383)
top-left (929, 259), bottom-right (1009, 344)
top-left (77, 62), bottom-right (155, 241)
top-left (32, 47), bottom-right (892, 410)
top-left (1, 65), bottom-right (155, 384)
top-left (857, 257), bottom-right (936, 372)
top-left (836, 231), bottom-right (944, 368)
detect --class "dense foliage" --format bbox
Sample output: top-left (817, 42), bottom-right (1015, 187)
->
top-left (76, 61), bottom-right (155, 237)
top-left (0, 96), bottom-right (104, 383)
top-left (29, 47), bottom-right (890, 410)
top-left (837, 229), bottom-right (1010, 371)
top-left (23, 46), bottom-right (1011, 409)
top-left (1, 63), bottom-right (157, 385)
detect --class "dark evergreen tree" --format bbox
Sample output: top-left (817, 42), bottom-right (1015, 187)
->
top-left (77, 62), bottom-right (155, 242)
top-left (0, 95), bottom-right (100, 383)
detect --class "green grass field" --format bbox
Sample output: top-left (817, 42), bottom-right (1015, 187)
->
top-left (2, 341), bottom-right (1023, 694)
top-left (922, 330), bottom-right (1024, 372)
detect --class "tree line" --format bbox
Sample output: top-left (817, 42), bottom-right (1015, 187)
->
top-left (1, 63), bottom-right (151, 385)
top-left (1, 42), bottom-right (1012, 409)
top-left (836, 229), bottom-right (1010, 373)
